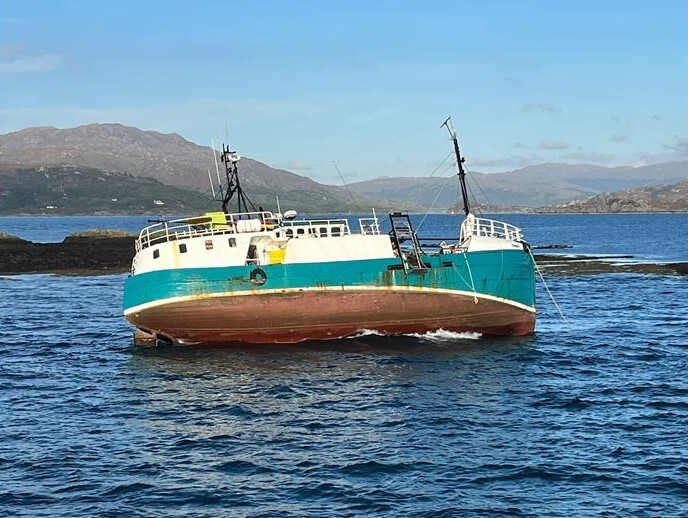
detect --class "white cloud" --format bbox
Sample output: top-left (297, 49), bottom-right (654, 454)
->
top-left (662, 135), bottom-right (688, 156)
top-left (470, 155), bottom-right (532, 168)
top-left (0, 53), bottom-right (64, 73)
top-left (609, 134), bottom-right (629, 143)
top-left (539, 140), bottom-right (570, 150)
top-left (562, 151), bottom-right (616, 163)
top-left (522, 102), bottom-right (560, 114)
top-left (277, 160), bottom-right (312, 171)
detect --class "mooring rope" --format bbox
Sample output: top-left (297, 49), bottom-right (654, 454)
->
top-left (462, 253), bottom-right (479, 304)
top-left (450, 261), bottom-right (473, 292)
top-left (528, 248), bottom-right (570, 327)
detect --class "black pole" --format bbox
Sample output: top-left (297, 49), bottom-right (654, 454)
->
top-left (220, 143), bottom-right (255, 215)
top-left (441, 117), bottom-right (471, 216)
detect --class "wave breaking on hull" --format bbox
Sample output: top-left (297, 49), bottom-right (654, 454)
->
top-left (351, 328), bottom-right (482, 341)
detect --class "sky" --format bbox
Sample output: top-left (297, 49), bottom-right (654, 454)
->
top-left (1, 0), bottom-right (687, 184)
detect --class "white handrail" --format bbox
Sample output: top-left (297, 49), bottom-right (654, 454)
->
top-left (135, 212), bottom-right (361, 250)
top-left (460, 216), bottom-right (523, 242)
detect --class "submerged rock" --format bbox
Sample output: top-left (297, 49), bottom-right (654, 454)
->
top-left (0, 233), bottom-right (136, 274)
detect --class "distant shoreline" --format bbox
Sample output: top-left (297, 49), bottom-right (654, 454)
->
top-left (1, 233), bottom-right (686, 276)
top-left (1, 210), bottom-right (687, 217)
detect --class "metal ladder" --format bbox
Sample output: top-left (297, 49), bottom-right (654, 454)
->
top-left (388, 212), bottom-right (426, 273)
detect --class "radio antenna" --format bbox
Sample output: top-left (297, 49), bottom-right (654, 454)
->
top-left (441, 116), bottom-right (471, 216)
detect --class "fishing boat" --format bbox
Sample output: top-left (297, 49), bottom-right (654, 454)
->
top-left (123, 119), bottom-right (536, 344)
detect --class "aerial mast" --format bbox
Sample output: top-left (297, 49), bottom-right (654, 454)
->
top-left (441, 117), bottom-right (471, 216)
top-left (220, 143), bottom-right (255, 214)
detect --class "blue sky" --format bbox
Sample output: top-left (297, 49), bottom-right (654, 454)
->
top-left (1, 0), bottom-right (686, 183)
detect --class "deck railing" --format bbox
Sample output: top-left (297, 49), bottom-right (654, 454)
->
top-left (460, 216), bottom-right (523, 243)
top-left (135, 212), bottom-right (366, 251)
top-left (280, 218), bottom-right (351, 235)
top-left (136, 211), bottom-right (276, 252)
top-left (358, 217), bottom-right (381, 236)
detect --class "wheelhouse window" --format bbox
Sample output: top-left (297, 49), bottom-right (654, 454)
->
top-left (332, 226), bottom-right (341, 237)
top-left (228, 237), bottom-right (237, 247)
top-left (319, 227), bottom-right (328, 237)
top-left (153, 249), bottom-right (160, 259)
top-left (179, 243), bottom-right (187, 253)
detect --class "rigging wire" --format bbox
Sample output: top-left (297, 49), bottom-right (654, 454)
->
top-left (467, 169), bottom-right (494, 208)
top-left (334, 124), bottom-right (437, 162)
top-left (393, 151), bottom-right (454, 212)
top-left (297, 124), bottom-right (442, 209)
top-left (465, 179), bottom-right (483, 217)
top-left (415, 173), bottom-right (455, 232)
top-left (331, 161), bottom-right (358, 204)
top-left (428, 151), bottom-right (456, 178)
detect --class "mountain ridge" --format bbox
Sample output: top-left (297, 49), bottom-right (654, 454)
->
top-left (0, 124), bottom-right (377, 212)
top-left (350, 161), bottom-right (687, 208)
top-left (0, 123), bottom-right (358, 200)
top-left (2, 123), bottom-right (686, 211)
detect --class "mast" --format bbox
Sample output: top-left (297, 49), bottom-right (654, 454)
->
top-left (441, 117), bottom-right (471, 216)
top-left (219, 143), bottom-right (256, 214)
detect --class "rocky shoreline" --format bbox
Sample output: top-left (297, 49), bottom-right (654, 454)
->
top-left (0, 234), bottom-right (136, 275)
top-left (1, 234), bottom-right (686, 277)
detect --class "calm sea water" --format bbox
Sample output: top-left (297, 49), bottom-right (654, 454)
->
top-left (1, 214), bottom-right (687, 516)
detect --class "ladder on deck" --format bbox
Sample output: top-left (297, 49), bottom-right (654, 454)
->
top-left (388, 212), bottom-right (426, 273)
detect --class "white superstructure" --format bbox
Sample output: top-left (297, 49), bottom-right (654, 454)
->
top-left (131, 211), bottom-right (396, 275)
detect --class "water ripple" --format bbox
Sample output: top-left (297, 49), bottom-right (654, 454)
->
top-left (1, 265), bottom-right (687, 515)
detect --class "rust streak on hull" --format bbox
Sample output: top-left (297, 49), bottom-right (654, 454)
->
top-left (126, 290), bottom-right (535, 345)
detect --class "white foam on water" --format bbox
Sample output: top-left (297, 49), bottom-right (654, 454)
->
top-left (350, 329), bottom-right (389, 338)
top-left (406, 329), bottom-right (482, 342)
top-left (349, 328), bottom-right (482, 342)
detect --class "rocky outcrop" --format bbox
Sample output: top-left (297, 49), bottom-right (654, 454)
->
top-left (0, 234), bottom-right (136, 274)
top-left (537, 181), bottom-right (688, 213)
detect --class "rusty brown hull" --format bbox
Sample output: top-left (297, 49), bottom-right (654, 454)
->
top-left (126, 289), bottom-right (535, 344)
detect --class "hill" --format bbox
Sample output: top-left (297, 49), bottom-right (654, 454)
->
top-left (349, 161), bottom-right (688, 208)
top-left (537, 180), bottom-right (688, 213)
top-left (3, 123), bottom-right (686, 213)
top-left (0, 124), bottom-right (369, 211)
top-left (0, 165), bottom-right (369, 215)
top-left (0, 165), bottom-right (212, 215)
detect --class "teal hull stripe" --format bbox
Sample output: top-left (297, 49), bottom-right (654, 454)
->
top-left (123, 249), bottom-right (536, 312)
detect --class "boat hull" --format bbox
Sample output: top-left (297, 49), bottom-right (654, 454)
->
top-left (126, 287), bottom-right (535, 344)
top-left (124, 249), bottom-right (536, 344)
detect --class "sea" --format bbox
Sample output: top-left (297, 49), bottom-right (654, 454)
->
top-left (1, 213), bottom-right (687, 516)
